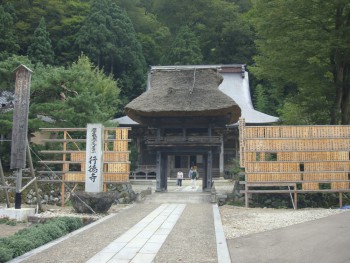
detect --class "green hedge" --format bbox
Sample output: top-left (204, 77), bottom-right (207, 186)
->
top-left (0, 217), bottom-right (83, 262)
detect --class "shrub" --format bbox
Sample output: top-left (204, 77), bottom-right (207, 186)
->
top-left (0, 217), bottom-right (83, 262)
top-left (0, 217), bottom-right (17, 226)
top-left (0, 246), bottom-right (12, 263)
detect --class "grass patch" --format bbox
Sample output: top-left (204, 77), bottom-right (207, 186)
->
top-left (0, 217), bottom-right (83, 262)
top-left (0, 217), bottom-right (17, 226)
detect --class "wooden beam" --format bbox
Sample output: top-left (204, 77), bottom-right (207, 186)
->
top-left (0, 159), bottom-right (11, 208)
top-left (26, 141), bottom-right (43, 212)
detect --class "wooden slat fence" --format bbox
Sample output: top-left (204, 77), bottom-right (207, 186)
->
top-left (239, 118), bottom-right (350, 208)
top-left (38, 127), bottom-right (131, 205)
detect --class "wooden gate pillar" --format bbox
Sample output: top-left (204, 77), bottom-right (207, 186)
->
top-left (156, 151), bottom-right (168, 192)
top-left (204, 150), bottom-right (213, 191)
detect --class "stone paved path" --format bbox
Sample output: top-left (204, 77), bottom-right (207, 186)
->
top-left (10, 180), bottom-right (232, 263)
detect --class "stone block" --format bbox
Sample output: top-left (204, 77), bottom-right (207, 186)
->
top-left (71, 191), bottom-right (117, 214)
top-left (0, 207), bottom-right (36, 221)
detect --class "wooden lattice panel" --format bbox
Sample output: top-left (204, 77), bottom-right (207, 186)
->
top-left (71, 152), bottom-right (85, 162)
top-left (239, 123), bottom-right (350, 208)
top-left (304, 162), bottom-right (350, 171)
top-left (278, 151), bottom-right (349, 161)
top-left (245, 139), bottom-right (350, 152)
top-left (247, 173), bottom-right (301, 182)
top-left (240, 124), bottom-right (350, 190)
top-left (331, 173), bottom-right (349, 189)
top-left (290, 126), bottom-right (348, 138)
top-left (113, 141), bottom-right (128, 151)
top-left (107, 163), bottom-right (130, 173)
top-left (64, 173), bottom-right (84, 182)
top-left (104, 173), bottom-right (129, 182)
top-left (246, 162), bottom-right (299, 173)
top-left (302, 182), bottom-right (319, 190)
top-left (302, 173), bottom-right (321, 190)
top-left (104, 152), bottom-right (129, 162)
top-left (244, 126), bottom-right (350, 139)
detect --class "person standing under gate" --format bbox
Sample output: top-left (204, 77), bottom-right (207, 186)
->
top-left (177, 170), bottom-right (183, 187)
top-left (191, 168), bottom-right (198, 189)
top-left (188, 167), bottom-right (193, 179)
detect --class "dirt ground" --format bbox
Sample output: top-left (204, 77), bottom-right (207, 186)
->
top-left (0, 222), bottom-right (29, 238)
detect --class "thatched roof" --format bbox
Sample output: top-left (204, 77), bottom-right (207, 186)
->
top-left (125, 68), bottom-right (241, 125)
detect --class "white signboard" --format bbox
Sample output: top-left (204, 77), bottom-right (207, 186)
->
top-left (85, 124), bottom-right (104, 192)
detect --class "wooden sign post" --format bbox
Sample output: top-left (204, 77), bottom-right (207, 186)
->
top-left (10, 65), bottom-right (32, 209)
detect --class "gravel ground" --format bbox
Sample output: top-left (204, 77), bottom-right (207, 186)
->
top-left (2, 180), bottom-right (348, 242)
top-left (2, 204), bottom-right (346, 241)
top-left (219, 205), bottom-right (348, 239)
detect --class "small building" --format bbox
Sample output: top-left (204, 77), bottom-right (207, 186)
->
top-left (0, 91), bottom-right (14, 113)
top-left (114, 65), bottom-right (278, 191)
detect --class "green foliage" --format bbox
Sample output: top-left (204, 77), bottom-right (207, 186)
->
top-left (1, 53), bottom-right (121, 128)
top-left (0, 217), bottom-right (13, 225)
top-left (115, 0), bottom-right (172, 65)
top-left (248, 0), bottom-right (350, 124)
top-left (6, 220), bottom-right (17, 226)
top-left (226, 200), bottom-right (245, 207)
top-left (0, 55), bottom-right (33, 91)
top-left (27, 17), bottom-right (55, 65)
top-left (0, 217), bottom-right (83, 261)
top-left (251, 192), bottom-right (348, 209)
top-left (76, 0), bottom-right (147, 103)
top-left (0, 4), bottom-right (19, 60)
top-left (0, 246), bottom-right (12, 263)
top-left (1, 0), bottom-right (89, 65)
top-left (161, 26), bottom-right (203, 65)
top-left (226, 158), bottom-right (243, 179)
top-left (129, 142), bottom-right (139, 171)
top-left (0, 142), bottom-right (11, 169)
top-left (4, 0), bottom-right (348, 126)
top-left (152, 0), bottom-right (255, 64)
top-left (253, 84), bottom-right (268, 113)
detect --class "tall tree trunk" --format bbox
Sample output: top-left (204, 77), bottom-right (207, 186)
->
top-left (341, 71), bottom-right (349, 124)
top-left (110, 57), bottom-right (114, 75)
top-left (331, 51), bottom-right (344, 125)
top-left (331, 6), bottom-right (346, 124)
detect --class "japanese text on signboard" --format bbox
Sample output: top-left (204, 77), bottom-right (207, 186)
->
top-left (88, 128), bottom-right (98, 182)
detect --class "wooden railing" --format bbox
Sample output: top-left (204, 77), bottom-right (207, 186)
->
top-left (130, 165), bottom-right (157, 180)
top-left (145, 136), bottom-right (221, 146)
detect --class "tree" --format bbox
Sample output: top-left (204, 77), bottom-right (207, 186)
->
top-left (29, 55), bottom-right (121, 128)
top-left (249, 0), bottom-right (350, 124)
top-left (253, 84), bottom-right (268, 113)
top-left (0, 4), bottom-right (19, 60)
top-left (76, 0), bottom-right (147, 104)
top-left (0, 54), bottom-right (121, 133)
top-left (1, 0), bottom-right (90, 65)
top-left (27, 17), bottom-right (55, 65)
top-left (115, 0), bottom-right (172, 66)
top-left (162, 26), bottom-right (203, 65)
top-left (152, 0), bottom-right (255, 64)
